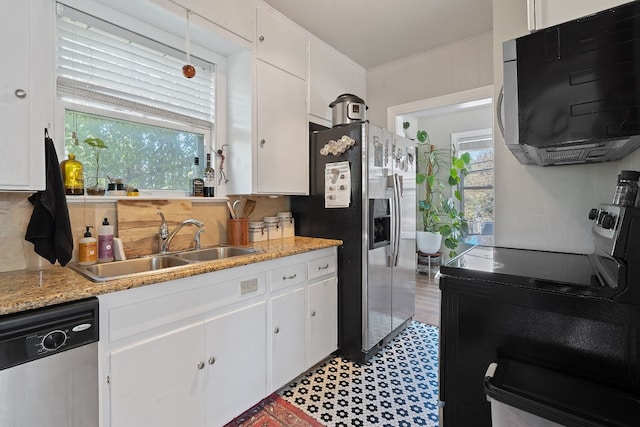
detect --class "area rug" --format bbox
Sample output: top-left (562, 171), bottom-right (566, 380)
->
top-left (225, 392), bottom-right (324, 427)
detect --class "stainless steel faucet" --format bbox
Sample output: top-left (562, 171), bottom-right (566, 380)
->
top-left (158, 212), bottom-right (204, 254)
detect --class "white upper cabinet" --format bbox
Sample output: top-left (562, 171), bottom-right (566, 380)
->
top-left (0, 1), bottom-right (54, 191)
top-left (227, 5), bottom-right (309, 195)
top-left (170, 0), bottom-right (255, 42)
top-left (528, 0), bottom-right (631, 31)
top-left (256, 7), bottom-right (307, 79)
top-left (309, 39), bottom-right (366, 126)
top-left (256, 61), bottom-right (308, 195)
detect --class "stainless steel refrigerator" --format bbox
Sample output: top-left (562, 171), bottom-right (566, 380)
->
top-left (291, 122), bottom-right (416, 363)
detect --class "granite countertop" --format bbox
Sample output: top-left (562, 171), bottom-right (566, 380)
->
top-left (0, 236), bottom-right (342, 316)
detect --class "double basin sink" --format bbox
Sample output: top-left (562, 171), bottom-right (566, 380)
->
top-left (69, 246), bottom-right (264, 282)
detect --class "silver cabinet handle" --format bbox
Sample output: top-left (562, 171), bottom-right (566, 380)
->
top-left (283, 274), bottom-right (297, 280)
top-left (259, 35), bottom-right (265, 42)
top-left (197, 361), bottom-right (205, 370)
top-left (318, 264), bottom-right (329, 270)
top-left (14, 89), bottom-right (26, 98)
top-left (273, 327), bottom-right (279, 334)
top-left (310, 310), bottom-right (316, 317)
top-left (260, 139), bottom-right (266, 147)
top-left (208, 357), bottom-right (216, 365)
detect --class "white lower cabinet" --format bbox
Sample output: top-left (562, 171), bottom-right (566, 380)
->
top-left (205, 301), bottom-right (267, 426)
top-left (267, 253), bottom-right (338, 392)
top-left (98, 247), bottom-right (337, 427)
top-left (269, 286), bottom-right (306, 392)
top-left (308, 277), bottom-right (337, 367)
top-left (109, 322), bottom-right (205, 427)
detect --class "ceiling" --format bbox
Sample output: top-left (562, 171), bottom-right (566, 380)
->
top-left (262, 0), bottom-right (493, 69)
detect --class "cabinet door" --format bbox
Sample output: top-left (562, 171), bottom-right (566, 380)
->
top-left (270, 286), bottom-right (306, 391)
top-left (109, 323), bottom-right (205, 427)
top-left (309, 39), bottom-right (366, 124)
top-left (204, 301), bottom-right (267, 426)
top-left (0, 1), bottom-right (51, 190)
top-left (307, 277), bottom-right (337, 367)
top-left (528, 0), bottom-right (629, 30)
top-left (256, 61), bottom-right (308, 195)
top-left (256, 7), bottom-right (307, 79)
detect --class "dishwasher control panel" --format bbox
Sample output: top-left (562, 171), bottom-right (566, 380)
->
top-left (0, 297), bottom-right (99, 370)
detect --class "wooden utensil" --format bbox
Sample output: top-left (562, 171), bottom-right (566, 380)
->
top-left (242, 199), bottom-right (256, 219)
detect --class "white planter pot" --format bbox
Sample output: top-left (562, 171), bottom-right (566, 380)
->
top-left (416, 231), bottom-right (442, 254)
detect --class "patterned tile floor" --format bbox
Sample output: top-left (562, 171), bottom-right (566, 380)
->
top-left (280, 321), bottom-right (440, 427)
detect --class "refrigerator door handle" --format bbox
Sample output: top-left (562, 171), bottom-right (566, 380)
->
top-left (392, 173), bottom-right (401, 267)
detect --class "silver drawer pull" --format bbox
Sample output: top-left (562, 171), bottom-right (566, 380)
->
top-left (208, 357), bottom-right (216, 365)
top-left (14, 89), bottom-right (26, 98)
top-left (310, 310), bottom-right (316, 317)
top-left (197, 361), bottom-right (205, 370)
top-left (283, 274), bottom-right (297, 280)
top-left (318, 264), bottom-right (329, 270)
top-left (273, 327), bottom-right (280, 334)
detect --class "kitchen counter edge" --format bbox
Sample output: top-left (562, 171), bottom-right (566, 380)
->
top-left (0, 236), bottom-right (342, 316)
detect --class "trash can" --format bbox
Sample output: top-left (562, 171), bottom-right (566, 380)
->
top-left (484, 359), bottom-right (640, 427)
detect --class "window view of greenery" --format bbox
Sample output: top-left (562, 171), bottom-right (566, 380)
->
top-left (65, 110), bottom-right (205, 193)
top-left (460, 141), bottom-right (494, 236)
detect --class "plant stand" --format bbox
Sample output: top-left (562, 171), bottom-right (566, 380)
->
top-left (417, 251), bottom-right (441, 275)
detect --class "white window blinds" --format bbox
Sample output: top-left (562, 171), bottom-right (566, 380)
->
top-left (56, 7), bottom-right (215, 129)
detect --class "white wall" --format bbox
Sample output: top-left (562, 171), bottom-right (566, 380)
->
top-left (416, 106), bottom-right (492, 152)
top-left (492, 0), bottom-right (640, 254)
top-left (366, 34), bottom-right (493, 129)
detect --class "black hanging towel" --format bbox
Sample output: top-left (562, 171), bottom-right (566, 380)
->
top-left (25, 129), bottom-right (73, 266)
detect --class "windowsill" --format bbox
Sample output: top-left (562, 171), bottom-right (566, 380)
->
top-left (65, 195), bottom-right (228, 204)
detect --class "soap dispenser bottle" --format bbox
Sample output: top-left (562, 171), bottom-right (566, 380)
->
top-left (79, 226), bottom-right (97, 265)
top-left (98, 218), bottom-right (114, 263)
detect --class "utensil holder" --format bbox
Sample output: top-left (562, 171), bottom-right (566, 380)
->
top-left (227, 218), bottom-right (249, 245)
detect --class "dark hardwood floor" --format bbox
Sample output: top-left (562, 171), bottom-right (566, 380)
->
top-left (414, 268), bottom-right (441, 327)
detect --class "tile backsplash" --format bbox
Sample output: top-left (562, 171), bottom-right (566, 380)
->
top-left (0, 193), bottom-right (288, 273)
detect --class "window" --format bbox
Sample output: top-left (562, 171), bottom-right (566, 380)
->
top-left (454, 129), bottom-right (494, 238)
top-left (65, 110), bottom-right (204, 191)
top-left (56, 5), bottom-right (216, 193)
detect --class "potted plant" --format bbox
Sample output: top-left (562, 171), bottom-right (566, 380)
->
top-left (83, 136), bottom-right (108, 195)
top-left (415, 129), bottom-right (470, 258)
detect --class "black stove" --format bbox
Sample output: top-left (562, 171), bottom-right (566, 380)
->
top-left (441, 204), bottom-right (640, 304)
top-left (438, 203), bottom-right (640, 427)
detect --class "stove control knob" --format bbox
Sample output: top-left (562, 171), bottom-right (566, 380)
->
top-left (601, 213), bottom-right (617, 230)
top-left (588, 208), bottom-right (599, 220)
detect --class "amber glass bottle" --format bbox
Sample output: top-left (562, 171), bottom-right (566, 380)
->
top-left (60, 153), bottom-right (84, 195)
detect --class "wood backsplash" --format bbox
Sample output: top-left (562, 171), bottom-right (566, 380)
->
top-left (117, 200), bottom-right (194, 257)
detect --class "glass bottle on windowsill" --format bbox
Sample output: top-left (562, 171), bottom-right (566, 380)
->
top-left (191, 157), bottom-right (204, 197)
top-left (203, 153), bottom-right (215, 197)
top-left (60, 153), bottom-right (84, 195)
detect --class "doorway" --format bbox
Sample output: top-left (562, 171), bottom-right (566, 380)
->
top-left (387, 85), bottom-right (494, 326)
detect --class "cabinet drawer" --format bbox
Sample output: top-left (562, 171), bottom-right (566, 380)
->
top-left (270, 262), bottom-right (306, 292)
top-left (308, 255), bottom-right (336, 281)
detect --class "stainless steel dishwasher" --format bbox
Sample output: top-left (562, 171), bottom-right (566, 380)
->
top-left (0, 297), bottom-right (99, 427)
